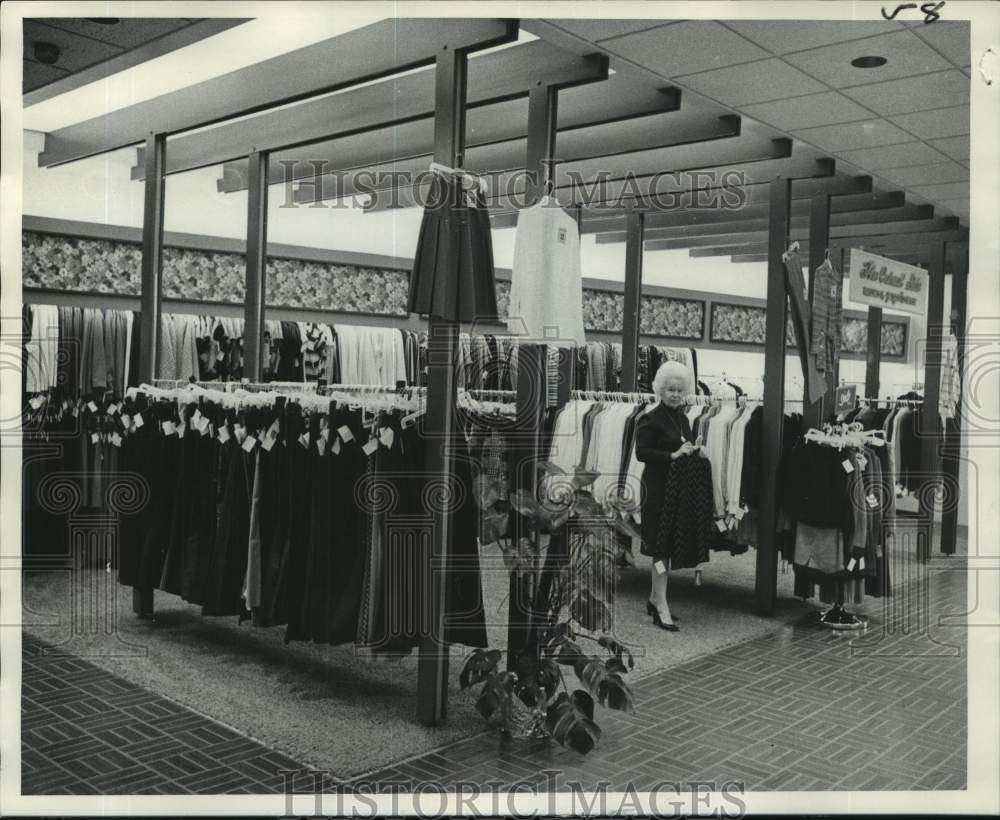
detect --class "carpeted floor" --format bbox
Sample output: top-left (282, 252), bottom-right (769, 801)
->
top-left (22, 526), bottom-right (942, 780)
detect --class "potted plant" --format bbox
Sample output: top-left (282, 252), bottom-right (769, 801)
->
top-left (461, 463), bottom-right (639, 753)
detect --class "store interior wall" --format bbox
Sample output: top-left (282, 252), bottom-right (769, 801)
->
top-left (22, 134), bottom-right (944, 420)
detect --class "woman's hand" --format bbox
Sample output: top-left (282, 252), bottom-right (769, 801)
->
top-left (672, 441), bottom-right (695, 460)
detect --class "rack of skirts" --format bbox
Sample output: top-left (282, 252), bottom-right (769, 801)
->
top-left (113, 386), bottom-right (489, 655)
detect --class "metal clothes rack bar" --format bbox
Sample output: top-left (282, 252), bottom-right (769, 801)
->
top-left (569, 389), bottom-right (656, 403)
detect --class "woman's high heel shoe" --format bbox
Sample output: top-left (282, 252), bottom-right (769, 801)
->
top-left (646, 601), bottom-right (679, 631)
top-left (645, 601), bottom-right (679, 621)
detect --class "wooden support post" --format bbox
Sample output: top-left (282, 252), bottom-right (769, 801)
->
top-left (620, 208), bottom-right (645, 392)
top-left (507, 72), bottom-right (562, 669)
top-left (524, 84), bottom-right (557, 207)
top-left (755, 176), bottom-right (791, 615)
top-left (805, 191), bottom-right (831, 426)
top-left (417, 44), bottom-right (468, 726)
top-left (917, 241), bottom-right (947, 562)
top-left (243, 150), bottom-right (269, 382)
top-left (865, 306), bottom-right (883, 399)
top-left (133, 132), bottom-right (165, 619)
top-left (940, 247), bottom-right (968, 555)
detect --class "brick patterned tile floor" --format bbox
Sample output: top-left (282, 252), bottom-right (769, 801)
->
top-left (21, 563), bottom-right (967, 794)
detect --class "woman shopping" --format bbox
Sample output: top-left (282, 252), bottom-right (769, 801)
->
top-left (634, 361), bottom-right (713, 631)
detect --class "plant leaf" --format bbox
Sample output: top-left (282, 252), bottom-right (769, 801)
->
top-left (544, 690), bottom-right (601, 754)
top-left (509, 489), bottom-right (542, 519)
top-left (598, 635), bottom-right (635, 670)
top-left (473, 474), bottom-right (502, 509)
top-left (459, 648), bottom-right (502, 690)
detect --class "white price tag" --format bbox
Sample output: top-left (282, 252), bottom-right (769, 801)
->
top-left (218, 426), bottom-right (230, 444)
top-left (242, 435), bottom-right (257, 452)
top-left (866, 494), bottom-right (879, 509)
top-left (379, 426), bottom-right (394, 449)
top-left (192, 408), bottom-right (203, 422)
top-left (161, 421), bottom-right (176, 436)
top-left (331, 437), bottom-right (342, 456)
top-left (111, 433), bottom-right (122, 448)
top-left (859, 557), bottom-right (866, 571)
top-left (715, 518), bottom-right (728, 533)
top-left (653, 560), bottom-right (666, 576)
top-left (261, 434), bottom-right (276, 452)
top-left (362, 438), bottom-right (378, 456)
top-left (133, 413), bottom-right (144, 429)
top-left (106, 402), bottom-right (119, 415)
top-left (299, 433), bottom-right (310, 449)
top-left (841, 459), bottom-right (854, 474)
top-left (316, 437), bottom-right (327, 456)
top-left (87, 401), bottom-right (98, 413)
top-left (91, 432), bottom-right (100, 444)
top-left (338, 425), bottom-right (354, 442)
top-left (121, 414), bottom-right (132, 430)
top-left (846, 557), bottom-right (858, 572)
top-left (200, 420), bottom-right (211, 437)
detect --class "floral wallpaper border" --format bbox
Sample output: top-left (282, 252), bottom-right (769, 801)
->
top-left (22, 229), bottom-right (909, 359)
top-left (709, 301), bottom-right (908, 358)
top-left (582, 289), bottom-right (704, 339)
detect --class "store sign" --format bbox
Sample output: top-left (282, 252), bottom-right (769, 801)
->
top-left (848, 248), bottom-right (928, 316)
top-left (835, 384), bottom-right (857, 415)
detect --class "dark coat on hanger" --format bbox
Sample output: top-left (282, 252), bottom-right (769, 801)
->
top-left (634, 402), bottom-right (693, 554)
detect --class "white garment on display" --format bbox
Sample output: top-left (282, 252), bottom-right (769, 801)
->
top-left (508, 200), bottom-right (586, 348)
top-left (25, 304), bottom-right (59, 393)
top-left (939, 331), bottom-right (960, 419)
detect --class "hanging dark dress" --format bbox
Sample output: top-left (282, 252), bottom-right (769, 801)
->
top-left (654, 456), bottom-right (715, 569)
top-left (408, 173), bottom-right (499, 323)
top-left (634, 403), bottom-right (693, 554)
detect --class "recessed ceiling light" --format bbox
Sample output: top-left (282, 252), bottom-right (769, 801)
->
top-left (851, 55), bottom-right (887, 69)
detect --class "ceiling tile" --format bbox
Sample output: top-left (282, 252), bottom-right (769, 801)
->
top-left (841, 69), bottom-right (969, 115)
top-left (928, 135), bottom-right (970, 161)
top-left (793, 119), bottom-right (913, 152)
top-left (890, 105), bottom-right (969, 139)
top-left (741, 91), bottom-right (872, 130)
top-left (934, 198), bottom-right (969, 216)
top-left (785, 29), bottom-right (950, 88)
top-left (837, 141), bottom-right (950, 169)
top-left (677, 58), bottom-right (826, 105)
top-left (911, 21), bottom-right (971, 67)
top-left (22, 59), bottom-right (69, 91)
top-left (36, 18), bottom-right (192, 50)
top-left (876, 162), bottom-right (969, 187)
top-left (909, 181), bottom-right (969, 200)
top-left (551, 19), bottom-right (674, 42)
top-left (724, 20), bottom-right (902, 54)
top-left (24, 20), bottom-right (124, 72)
top-left (603, 20), bottom-right (770, 78)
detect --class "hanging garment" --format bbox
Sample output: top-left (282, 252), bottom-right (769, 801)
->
top-left (507, 200), bottom-right (585, 347)
top-left (783, 247), bottom-right (827, 402)
top-left (939, 331), bottom-right (960, 419)
top-left (651, 454), bottom-right (714, 569)
top-left (25, 304), bottom-right (59, 393)
top-left (408, 173), bottom-right (498, 322)
top-left (810, 256), bottom-right (842, 376)
top-left (634, 402), bottom-right (693, 552)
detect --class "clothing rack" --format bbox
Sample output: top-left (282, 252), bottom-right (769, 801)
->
top-left (859, 396), bottom-right (924, 407)
top-left (570, 389), bottom-right (656, 403)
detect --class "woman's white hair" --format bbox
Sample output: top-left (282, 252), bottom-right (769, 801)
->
top-left (652, 360), bottom-right (691, 401)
